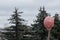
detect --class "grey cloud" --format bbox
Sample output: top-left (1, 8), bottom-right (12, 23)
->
top-left (0, 0), bottom-right (59, 28)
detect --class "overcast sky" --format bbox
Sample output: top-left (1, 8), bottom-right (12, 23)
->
top-left (0, 0), bottom-right (60, 28)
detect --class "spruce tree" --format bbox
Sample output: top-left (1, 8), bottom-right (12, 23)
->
top-left (32, 7), bottom-right (49, 40)
top-left (3, 8), bottom-right (27, 40)
top-left (51, 14), bottom-right (60, 40)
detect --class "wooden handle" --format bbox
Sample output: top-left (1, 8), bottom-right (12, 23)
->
top-left (48, 31), bottom-right (50, 40)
